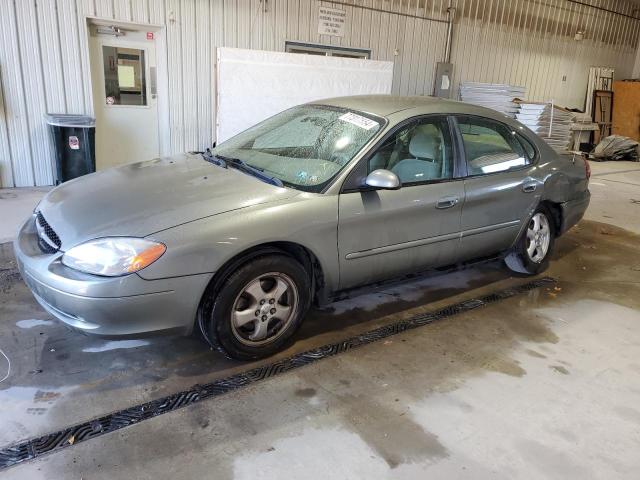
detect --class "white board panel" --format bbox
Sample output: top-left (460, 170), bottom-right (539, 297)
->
top-left (215, 47), bottom-right (393, 143)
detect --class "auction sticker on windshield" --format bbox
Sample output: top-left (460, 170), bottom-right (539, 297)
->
top-left (339, 112), bottom-right (379, 130)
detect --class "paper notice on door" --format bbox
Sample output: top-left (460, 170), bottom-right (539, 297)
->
top-left (441, 74), bottom-right (450, 91)
top-left (117, 65), bottom-right (136, 88)
top-left (339, 112), bottom-right (378, 130)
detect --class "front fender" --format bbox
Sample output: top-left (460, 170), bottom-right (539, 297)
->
top-left (138, 194), bottom-right (341, 293)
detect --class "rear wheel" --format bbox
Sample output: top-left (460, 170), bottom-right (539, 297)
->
top-left (505, 206), bottom-right (555, 275)
top-left (200, 254), bottom-right (311, 360)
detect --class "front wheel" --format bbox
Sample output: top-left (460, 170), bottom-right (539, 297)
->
top-left (200, 254), bottom-right (311, 360)
top-left (505, 206), bottom-right (555, 275)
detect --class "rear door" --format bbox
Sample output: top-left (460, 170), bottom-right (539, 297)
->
top-left (337, 116), bottom-right (464, 289)
top-left (454, 115), bottom-right (539, 261)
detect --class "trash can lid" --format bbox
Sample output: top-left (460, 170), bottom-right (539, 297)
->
top-left (44, 114), bottom-right (96, 127)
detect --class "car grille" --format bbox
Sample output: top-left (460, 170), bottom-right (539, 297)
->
top-left (35, 211), bottom-right (61, 254)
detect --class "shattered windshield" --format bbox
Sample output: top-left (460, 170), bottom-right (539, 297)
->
top-left (211, 105), bottom-right (383, 192)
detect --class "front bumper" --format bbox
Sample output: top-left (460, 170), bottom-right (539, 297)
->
top-left (14, 216), bottom-right (212, 337)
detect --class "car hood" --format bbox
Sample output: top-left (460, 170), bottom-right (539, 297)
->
top-left (37, 153), bottom-right (298, 249)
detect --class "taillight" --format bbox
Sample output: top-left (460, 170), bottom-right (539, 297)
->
top-left (583, 157), bottom-right (591, 179)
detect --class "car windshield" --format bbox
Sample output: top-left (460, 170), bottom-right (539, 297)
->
top-left (211, 105), bottom-right (384, 192)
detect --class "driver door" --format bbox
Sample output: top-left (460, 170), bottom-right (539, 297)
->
top-left (337, 116), bottom-right (464, 289)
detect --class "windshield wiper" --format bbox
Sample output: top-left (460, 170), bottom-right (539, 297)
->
top-left (217, 154), bottom-right (284, 187)
top-left (201, 149), bottom-right (227, 168)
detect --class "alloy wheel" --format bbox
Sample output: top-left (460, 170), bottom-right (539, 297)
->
top-left (230, 272), bottom-right (299, 347)
top-left (526, 213), bottom-right (551, 263)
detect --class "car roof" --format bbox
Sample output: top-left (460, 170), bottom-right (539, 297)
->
top-left (310, 94), bottom-right (513, 123)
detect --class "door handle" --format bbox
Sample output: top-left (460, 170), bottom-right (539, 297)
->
top-left (150, 66), bottom-right (157, 99)
top-left (522, 182), bottom-right (537, 193)
top-left (436, 196), bottom-right (459, 209)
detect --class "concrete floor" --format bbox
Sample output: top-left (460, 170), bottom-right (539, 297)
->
top-left (584, 160), bottom-right (640, 233)
top-left (0, 187), bottom-right (51, 244)
top-left (1, 161), bottom-right (639, 479)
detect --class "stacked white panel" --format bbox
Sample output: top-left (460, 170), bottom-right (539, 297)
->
top-left (459, 82), bottom-right (526, 117)
top-left (516, 103), bottom-right (575, 152)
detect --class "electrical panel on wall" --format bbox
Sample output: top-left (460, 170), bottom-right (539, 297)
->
top-left (434, 62), bottom-right (453, 99)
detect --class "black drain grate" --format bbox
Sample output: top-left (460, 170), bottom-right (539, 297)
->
top-left (0, 277), bottom-right (555, 470)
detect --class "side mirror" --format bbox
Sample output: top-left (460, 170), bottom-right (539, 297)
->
top-left (364, 169), bottom-right (401, 190)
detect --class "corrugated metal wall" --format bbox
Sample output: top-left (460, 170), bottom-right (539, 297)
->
top-left (451, 0), bottom-right (640, 108)
top-left (0, 0), bottom-right (638, 187)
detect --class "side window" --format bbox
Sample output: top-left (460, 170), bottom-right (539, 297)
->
top-left (368, 117), bottom-right (453, 185)
top-left (516, 134), bottom-right (537, 161)
top-left (457, 117), bottom-right (531, 175)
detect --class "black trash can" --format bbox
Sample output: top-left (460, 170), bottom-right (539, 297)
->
top-left (45, 114), bottom-right (96, 184)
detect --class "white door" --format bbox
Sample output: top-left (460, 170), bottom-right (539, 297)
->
top-left (89, 26), bottom-right (159, 170)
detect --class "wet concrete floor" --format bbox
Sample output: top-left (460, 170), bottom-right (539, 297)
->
top-left (1, 216), bottom-right (639, 478)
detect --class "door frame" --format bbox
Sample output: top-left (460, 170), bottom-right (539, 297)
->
top-left (84, 16), bottom-right (170, 158)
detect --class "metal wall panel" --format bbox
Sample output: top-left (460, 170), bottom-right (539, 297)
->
top-left (15, 0), bottom-right (55, 185)
top-left (37, 1), bottom-right (66, 115)
top-left (196, 0), bottom-right (213, 151)
top-left (58, 0), bottom-right (88, 114)
top-left (114, 0), bottom-right (133, 21)
top-left (0, 0), bottom-right (33, 187)
top-left (0, 20), bottom-right (14, 188)
top-left (451, 0), bottom-right (640, 108)
top-left (1, 0), bottom-right (639, 187)
top-left (131, 0), bottom-right (151, 24)
top-left (0, 62), bottom-right (12, 189)
top-left (181, 0), bottom-right (199, 150)
top-left (95, 0), bottom-right (115, 19)
top-left (149, 1), bottom-right (171, 157)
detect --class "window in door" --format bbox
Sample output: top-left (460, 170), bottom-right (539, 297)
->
top-left (285, 41), bottom-right (371, 59)
top-left (368, 117), bottom-right (454, 185)
top-left (457, 117), bottom-right (532, 175)
top-left (102, 46), bottom-right (147, 106)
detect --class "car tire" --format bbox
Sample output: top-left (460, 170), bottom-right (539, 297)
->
top-left (504, 205), bottom-right (556, 276)
top-left (200, 254), bottom-right (311, 361)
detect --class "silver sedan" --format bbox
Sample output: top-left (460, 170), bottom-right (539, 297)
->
top-left (15, 95), bottom-right (590, 359)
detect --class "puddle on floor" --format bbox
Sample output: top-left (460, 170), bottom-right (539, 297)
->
top-left (15, 319), bottom-right (54, 329)
top-left (81, 340), bottom-right (151, 353)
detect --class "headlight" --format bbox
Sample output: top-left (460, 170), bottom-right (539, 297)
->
top-left (62, 238), bottom-right (166, 276)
